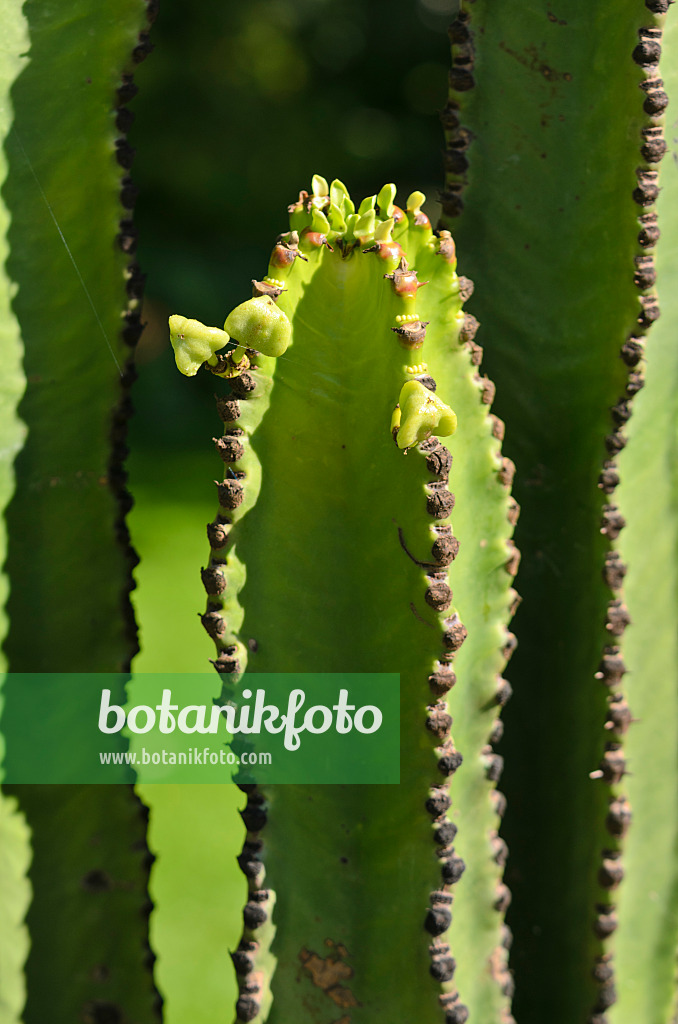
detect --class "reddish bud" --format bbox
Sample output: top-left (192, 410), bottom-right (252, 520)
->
top-left (365, 240), bottom-right (406, 264)
top-left (300, 228), bottom-right (330, 249)
top-left (270, 244), bottom-right (297, 268)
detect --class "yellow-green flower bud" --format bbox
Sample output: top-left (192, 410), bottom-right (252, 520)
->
top-left (223, 296), bottom-right (292, 357)
top-left (396, 380), bottom-right (457, 450)
top-left (168, 315), bottom-right (230, 376)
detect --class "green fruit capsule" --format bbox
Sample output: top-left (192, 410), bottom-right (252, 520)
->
top-left (223, 295), bottom-right (292, 357)
top-left (396, 378), bottom-right (457, 449)
top-left (168, 314), bottom-right (230, 376)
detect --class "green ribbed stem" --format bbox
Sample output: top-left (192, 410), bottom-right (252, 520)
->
top-left (443, 2), bottom-right (671, 1021)
top-left (610, 14), bottom-right (678, 1023)
top-left (171, 181), bottom-right (516, 1023)
top-left (0, 2), bottom-right (159, 1020)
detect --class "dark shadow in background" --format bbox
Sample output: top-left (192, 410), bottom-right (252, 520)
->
top-left (128, 0), bottom-right (457, 458)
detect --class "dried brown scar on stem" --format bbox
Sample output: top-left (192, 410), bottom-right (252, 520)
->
top-left (392, 319), bottom-right (430, 349)
top-left (398, 526), bottom-right (458, 569)
top-left (298, 945), bottom-right (359, 1009)
top-left (251, 278), bottom-right (286, 300)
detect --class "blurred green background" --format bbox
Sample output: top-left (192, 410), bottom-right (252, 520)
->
top-left (126, 2), bottom-right (457, 1019)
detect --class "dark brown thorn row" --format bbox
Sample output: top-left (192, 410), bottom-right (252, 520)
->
top-left (204, 385), bottom-right (258, 1015)
top-left (236, 894), bottom-right (270, 1022)
top-left (205, 301), bottom-right (288, 1021)
top-left (418, 437), bottom-right (468, 1017)
top-left (486, 291), bottom-right (519, 978)
top-left (588, 18), bottom-right (666, 1008)
top-left (109, 1), bottom-right (161, 675)
top-left (587, 789), bottom-right (633, 1016)
top-left (107, 9), bottom-right (162, 1019)
top-left (204, 381), bottom-right (257, 678)
top-left (231, 784), bottom-right (270, 1021)
top-left (439, 10), bottom-right (475, 220)
top-left (421, 409), bottom-right (516, 1019)
top-left (108, 357), bottom-right (140, 666)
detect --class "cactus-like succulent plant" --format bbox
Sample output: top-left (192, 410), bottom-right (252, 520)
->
top-left (2, 1), bottom-right (678, 1023)
top-left (169, 175), bottom-right (517, 1023)
top-left (442, 3), bottom-right (678, 1023)
top-left (162, 3), bottom-right (678, 1022)
top-left (0, 1), bottom-right (160, 1021)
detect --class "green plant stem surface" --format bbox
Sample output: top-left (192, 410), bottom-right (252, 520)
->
top-left (0, 2), bottom-right (158, 1020)
top-left (444, 3), bottom-right (660, 1021)
top-left (610, 15), bottom-right (678, 1022)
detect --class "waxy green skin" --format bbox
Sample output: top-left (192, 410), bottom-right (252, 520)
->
top-left (0, 2), bottom-right (159, 1021)
top-left (3, 0), bottom-right (675, 1019)
top-left (443, 2), bottom-right (678, 1023)
top-left (172, 180), bottom-right (516, 1023)
top-left (611, 17), bottom-right (678, 1023)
